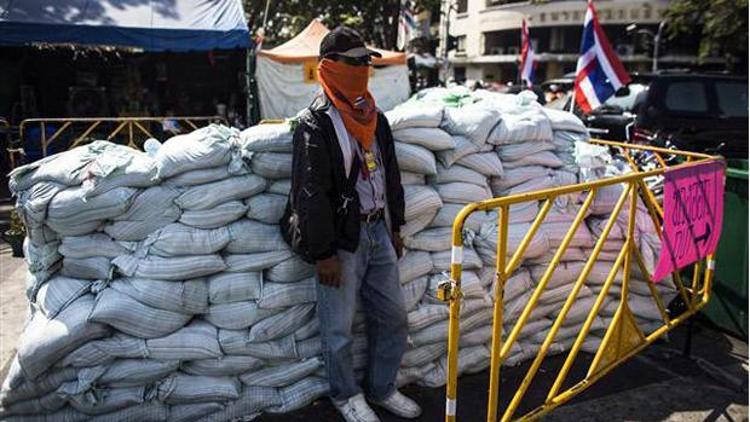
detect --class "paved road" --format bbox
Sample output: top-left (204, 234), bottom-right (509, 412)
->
top-left (0, 237), bottom-right (746, 421)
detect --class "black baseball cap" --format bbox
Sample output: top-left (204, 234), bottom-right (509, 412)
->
top-left (319, 26), bottom-right (382, 60)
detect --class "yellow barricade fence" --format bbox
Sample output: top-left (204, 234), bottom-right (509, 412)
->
top-left (441, 139), bottom-right (719, 421)
top-left (16, 116), bottom-right (227, 162)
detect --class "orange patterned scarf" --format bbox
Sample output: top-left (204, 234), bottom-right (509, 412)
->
top-left (318, 58), bottom-right (377, 150)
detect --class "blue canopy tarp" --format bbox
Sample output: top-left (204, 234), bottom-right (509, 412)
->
top-left (0, 0), bottom-right (251, 51)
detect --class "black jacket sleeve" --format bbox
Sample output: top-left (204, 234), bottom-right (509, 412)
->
top-left (292, 119), bottom-right (337, 261)
top-left (379, 113), bottom-right (406, 230)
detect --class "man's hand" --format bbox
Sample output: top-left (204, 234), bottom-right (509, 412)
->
top-left (316, 256), bottom-right (342, 287)
top-left (391, 231), bottom-right (404, 259)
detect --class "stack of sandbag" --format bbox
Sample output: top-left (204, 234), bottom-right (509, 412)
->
top-left (3, 125), bottom-right (327, 421)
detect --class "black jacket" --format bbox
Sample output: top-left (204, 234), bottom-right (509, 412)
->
top-left (280, 95), bottom-right (405, 262)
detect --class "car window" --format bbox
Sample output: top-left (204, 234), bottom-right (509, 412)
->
top-left (715, 81), bottom-right (748, 117)
top-left (664, 81), bottom-right (708, 113)
top-left (603, 84), bottom-right (647, 111)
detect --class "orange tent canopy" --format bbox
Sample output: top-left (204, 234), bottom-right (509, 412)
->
top-left (258, 19), bottom-right (407, 66)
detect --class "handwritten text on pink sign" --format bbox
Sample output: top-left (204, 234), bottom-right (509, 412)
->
top-left (652, 160), bottom-right (725, 281)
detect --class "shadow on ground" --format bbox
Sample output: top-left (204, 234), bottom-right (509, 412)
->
top-left (259, 323), bottom-right (748, 421)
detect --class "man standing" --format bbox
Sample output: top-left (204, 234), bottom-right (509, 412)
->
top-left (281, 26), bottom-right (421, 422)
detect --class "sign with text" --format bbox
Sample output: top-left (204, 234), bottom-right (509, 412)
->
top-left (652, 160), bottom-right (725, 281)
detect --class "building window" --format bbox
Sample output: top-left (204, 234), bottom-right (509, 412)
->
top-left (453, 67), bottom-right (467, 83)
top-left (486, 0), bottom-right (526, 7)
top-left (457, 0), bottom-right (468, 13)
top-left (456, 35), bottom-right (467, 53)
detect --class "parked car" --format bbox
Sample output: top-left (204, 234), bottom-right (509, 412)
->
top-left (633, 73), bottom-right (748, 158)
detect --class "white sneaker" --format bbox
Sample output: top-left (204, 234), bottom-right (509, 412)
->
top-left (371, 390), bottom-right (422, 419)
top-left (333, 393), bottom-right (381, 422)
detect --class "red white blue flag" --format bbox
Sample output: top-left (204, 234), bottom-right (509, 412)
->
top-left (519, 18), bottom-right (535, 87)
top-left (574, 0), bottom-right (631, 112)
top-left (397, 0), bottom-right (417, 51)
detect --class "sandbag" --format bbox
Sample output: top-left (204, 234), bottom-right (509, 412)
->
top-left (430, 164), bottom-right (487, 187)
top-left (251, 152), bottom-right (293, 179)
top-left (157, 374), bottom-right (240, 404)
top-left (226, 220), bottom-right (288, 254)
top-left (246, 194), bottom-right (287, 224)
top-left (240, 357), bottom-right (322, 388)
top-left (113, 254), bottom-right (226, 280)
top-left (258, 278), bottom-right (316, 309)
top-left (59, 234), bottom-right (132, 259)
top-left (392, 127), bottom-right (455, 151)
top-left (385, 104), bottom-right (444, 130)
top-left (155, 124), bottom-right (242, 178)
top-left (146, 321), bottom-right (222, 360)
top-left (436, 182), bottom-right (492, 204)
top-left (96, 359), bottom-right (180, 388)
top-left (403, 185), bottom-right (442, 221)
top-left (179, 201), bottom-right (248, 229)
top-left (394, 142), bottom-right (437, 175)
top-left (34, 276), bottom-right (90, 319)
top-left (176, 175), bottom-right (265, 211)
top-left (89, 288), bottom-right (192, 338)
top-left (398, 251), bottom-right (433, 283)
top-left (106, 277), bottom-right (208, 314)
top-left (144, 223), bottom-right (230, 257)
top-left (456, 152), bottom-right (504, 177)
top-left (436, 136), bottom-right (480, 167)
top-left (208, 272), bottom-right (263, 304)
top-left (205, 301), bottom-right (279, 330)
top-left (240, 122), bottom-right (293, 152)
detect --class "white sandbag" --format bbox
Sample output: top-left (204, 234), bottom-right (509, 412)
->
top-left (61, 256), bottom-right (112, 280)
top-left (258, 278), bottom-right (316, 309)
top-left (113, 254), bottom-right (226, 280)
top-left (552, 130), bottom-right (589, 150)
top-left (497, 141), bottom-right (556, 162)
top-left (46, 186), bottom-right (137, 234)
top-left (404, 227), bottom-right (452, 252)
top-left (251, 152), bottom-right (293, 179)
top-left (246, 194), bottom-right (287, 224)
top-left (89, 288), bottom-right (191, 338)
top-left (208, 272), bottom-right (263, 304)
top-left (429, 204), bottom-right (486, 232)
top-left (88, 401), bottom-right (168, 421)
top-left (225, 220), bottom-right (288, 254)
top-left (201, 387), bottom-right (280, 421)
top-left (408, 303), bottom-right (450, 332)
top-left (441, 106), bottom-right (500, 146)
top-left (34, 276), bottom-right (89, 319)
top-left (403, 185), bottom-right (442, 221)
top-left (436, 136), bottom-right (480, 167)
top-left (240, 357), bottom-right (322, 388)
top-left (17, 295), bottom-right (110, 380)
top-left (0, 367), bottom-right (77, 407)
top-left (491, 166), bottom-right (551, 193)
top-left (436, 182), bottom-right (492, 204)
top-left (266, 180), bottom-right (291, 195)
top-left (392, 127), bottom-right (455, 151)
top-left (385, 104), bottom-right (444, 130)
top-left (267, 377), bottom-right (329, 414)
top-left (14, 182), bottom-right (65, 228)
top-left (182, 355), bottom-right (264, 377)
top-left (402, 276), bottom-right (429, 311)
top-left (102, 214), bottom-right (181, 242)
top-left (106, 277), bottom-right (208, 314)
top-left (143, 223), bottom-right (230, 257)
top-left (541, 220), bottom-right (595, 249)
top-left (418, 345), bottom-right (491, 388)
top-left (24, 239), bottom-right (61, 274)
top-left (114, 185), bottom-right (181, 223)
top-left (205, 301), bottom-right (279, 330)
top-left (169, 402), bottom-right (226, 422)
top-left (398, 251), bottom-right (433, 283)
top-left (155, 124), bottom-right (242, 178)
top-left (67, 386), bottom-right (146, 415)
top-left (487, 110), bottom-right (553, 145)
top-left (240, 122), bottom-right (293, 152)
top-left (400, 208), bottom-right (438, 238)
top-left (147, 321), bottom-right (222, 360)
top-left (218, 331), bottom-right (298, 359)
top-left (431, 248), bottom-right (482, 272)
top-left (59, 234), bottom-right (132, 259)
top-left (248, 304), bottom-right (315, 343)
top-left (456, 152), bottom-right (504, 177)
top-left (293, 318), bottom-right (319, 341)
top-left (502, 269), bottom-right (534, 303)
top-left (180, 200), bottom-right (248, 229)
top-left (95, 359), bottom-right (179, 388)
top-left (430, 164), bottom-right (487, 187)
top-left (399, 172), bottom-right (426, 186)
top-left (401, 343), bottom-right (447, 368)
top-left (223, 250), bottom-right (294, 273)
top-left (176, 175), bottom-right (266, 211)
top-left (163, 165), bottom-right (236, 187)
top-left (502, 151), bottom-right (563, 169)
top-left (157, 374), bottom-right (240, 404)
top-left (394, 142), bottom-right (437, 175)
top-left (542, 108), bottom-right (588, 133)
top-left (475, 221), bottom-right (549, 262)
top-left (265, 256), bottom-right (314, 282)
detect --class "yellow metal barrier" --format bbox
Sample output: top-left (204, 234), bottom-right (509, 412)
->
top-left (442, 139), bottom-right (719, 422)
top-left (17, 116), bottom-right (227, 160)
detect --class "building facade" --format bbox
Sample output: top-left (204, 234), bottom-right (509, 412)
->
top-left (439, 0), bottom-right (714, 85)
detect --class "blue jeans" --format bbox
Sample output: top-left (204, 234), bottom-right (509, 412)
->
top-left (315, 219), bottom-right (408, 402)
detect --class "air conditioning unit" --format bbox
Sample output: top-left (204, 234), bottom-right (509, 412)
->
top-left (507, 46), bottom-right (519, 55)
top-left (490, 46), bottom-right (505, 55)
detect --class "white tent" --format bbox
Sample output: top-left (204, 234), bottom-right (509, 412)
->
top-left (256, 20), bottom-right (411, 120)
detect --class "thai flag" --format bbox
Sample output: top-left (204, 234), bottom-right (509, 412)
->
top-left (397, 0), bottom-right (417, 51)
top-left (519, 19), bottom-right (535, 87)
top-left (574, 0), bottom-right (631, 112)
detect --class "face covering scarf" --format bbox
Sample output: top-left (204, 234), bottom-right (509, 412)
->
top-left (318, 58), bottom-right (377, 151)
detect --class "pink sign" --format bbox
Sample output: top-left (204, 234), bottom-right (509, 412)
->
top-left (652, 160), bottom-right (725, 281)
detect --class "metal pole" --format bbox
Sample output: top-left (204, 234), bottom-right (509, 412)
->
top-left (442, 0), bottom-right (452, 84)
top-left (652, 21), bottom-right (665, 73)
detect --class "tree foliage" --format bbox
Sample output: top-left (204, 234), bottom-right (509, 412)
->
top-left (665, 0), bottom-right (748, 70)
top-left (244, 0), bottom-right (439, 49)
